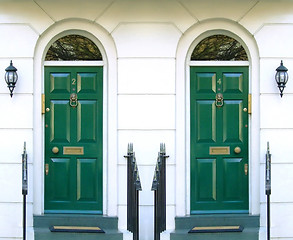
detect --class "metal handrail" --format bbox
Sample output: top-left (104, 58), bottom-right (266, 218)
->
top-left (152, 143), bottom-right (169, 240)
top-left (125, 143), bottom-right (142, 240)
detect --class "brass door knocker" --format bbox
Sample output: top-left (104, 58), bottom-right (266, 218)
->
top-left (70, 93), bottom-right (78, 107)
top-left (215, 93), bottom-right (224, 107)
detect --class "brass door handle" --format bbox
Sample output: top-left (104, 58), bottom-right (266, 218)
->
top-left (52, 146), bottom-right (59, 154)
top-left (234, 146), bottom-right (241, 154)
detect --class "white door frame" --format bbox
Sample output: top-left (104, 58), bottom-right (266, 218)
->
top-left (175, 19), bottom-right (260, 216)
top-left (33, 19), bottom-right (118, 216)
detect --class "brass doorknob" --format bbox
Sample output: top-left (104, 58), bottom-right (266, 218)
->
top-left (52, 147), bottom-right (59, 154)
top-left (234, 147), bottom-right (241, 154)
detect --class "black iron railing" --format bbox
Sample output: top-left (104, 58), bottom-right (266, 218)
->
top-left (266, 142), bottom-right (271, 240)
top-left (22, 142), bottom-right (28, 240)
top-left (125, 143), bottom-right (142, 240)
top-left (152, 143), bottom-right (168, 240)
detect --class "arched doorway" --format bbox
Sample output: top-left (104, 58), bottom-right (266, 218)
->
top-left (44, 35), bottom-right (103, 213)
top-left (190, 35), bottom-right (249, 213)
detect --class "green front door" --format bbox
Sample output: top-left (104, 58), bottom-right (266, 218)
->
top-left (190, 66), bottom-right (249, 214)
top-left (44, 66), bottom-right (103, 214)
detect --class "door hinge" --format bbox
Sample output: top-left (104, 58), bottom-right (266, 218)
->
top-left (42, 94), bottom-right (45, 114)
top-left (248, 94), bottom-right (252, 114)
top-left (244, 163), bottom-right (248, 176)
top-left (45, 163), bottom-right (49, 176)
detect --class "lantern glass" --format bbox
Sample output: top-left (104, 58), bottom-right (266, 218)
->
top-left (5, 71), bottom-right (18, 85)
top-left (279, 72), bottom-right (285, 83)
top-left (275, 71), bottom-right (288, 84)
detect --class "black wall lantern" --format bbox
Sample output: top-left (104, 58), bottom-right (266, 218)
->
top-left (275, 60), bottom-right (289, 97)
top-left (5, 60), bottom-right (18, 97)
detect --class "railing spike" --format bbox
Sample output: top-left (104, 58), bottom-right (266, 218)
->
top-left (267, 141), bottom-right (270, 153)
top-left (160, 143), bottom-right (166, 154)
top-left (128, 143), bottom-right (133, 154)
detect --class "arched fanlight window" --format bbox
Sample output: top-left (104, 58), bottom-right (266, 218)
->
top-left (45, 35), bottom-right (102, 61)
top-left (191, 35), bottom-right (248, 61)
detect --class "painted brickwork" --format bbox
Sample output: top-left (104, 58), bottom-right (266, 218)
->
top-left (0, 1), bottom-right (293, 240)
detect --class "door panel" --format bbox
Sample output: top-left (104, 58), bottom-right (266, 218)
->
top-left (222, 73), bottom-right (244, 93)
top-left (196, 158), bottom-right (217, 201)
top-left (45, 66), bottom-right (103, 214)
top-left (196, 101), bottom-right (216, 143)
top-left (50, 101), bottom-right (70, 143)
top-left (77, 158), bottom-right (98, 201)
top-left (223, 158), bottom-right (244, 201)
top-left (50, 73), bottom-right (71, 93)
top-left (190, 66), bottom-right (248, 213)
top-left (223, 100), bottom-right (243, 143)
top-left (77, 100), bottom-right (97, 143)
top-left (77, 73), bottom-right (98, 93)
top-left (196, 73), bottom-right (217, 93)
top-left (49, 158), bottom-right (71, 201)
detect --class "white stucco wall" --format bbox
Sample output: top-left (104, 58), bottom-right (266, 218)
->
top-left (0, 1), bottom-right (293, 240)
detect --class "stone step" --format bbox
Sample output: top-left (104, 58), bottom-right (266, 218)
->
top-left (34, 228), bottom-right (123, 240)
top-left (170, 227), bottom-right (259, 240)
top-left (34, 214), bottom-right (123, 240)
top-left (34, 214), bottom-right (119, 230)
top-left (171, 214), bottom-right (259, 240)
